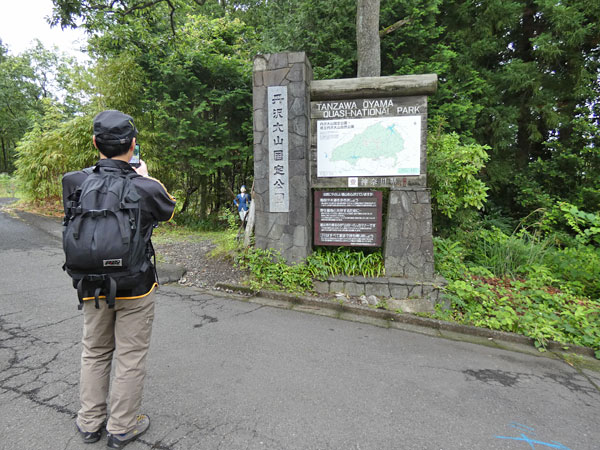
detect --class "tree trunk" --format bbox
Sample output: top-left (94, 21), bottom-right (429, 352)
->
top-left (356, 0), bottom-right (381, 77)
top-left (1, 137), bottom-right (7, 172)
top-left (243, 199), bottom-right (255, 247)
top-left (199, 175), bottom-right (208, 219)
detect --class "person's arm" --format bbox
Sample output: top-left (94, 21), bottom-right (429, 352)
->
top-left (140, 178), bottom-right (176, 222)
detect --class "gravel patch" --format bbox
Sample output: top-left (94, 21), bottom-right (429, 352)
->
top-left (154, 239), bottom-right (242, 289)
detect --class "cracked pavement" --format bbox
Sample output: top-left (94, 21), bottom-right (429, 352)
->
top-left (1, 198), bottom-right (599, 450)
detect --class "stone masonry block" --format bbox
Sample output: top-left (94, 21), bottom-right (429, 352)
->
top-left (365, 283), bottom-right (391, 298)
top-left (253, 130), bottom-right (264, 147)
top-left (254, 108), bottom-right (265, 133)
top-left (253, 56), bottom-right (267, 71)
top-left (290, 97), bottom-right (306, 118)
top-left (388, 298), bottom-right (434, 313)
top-left (390, 284), bottom-right (409, 299)
top-left (289, 142), bottom-right (308, 161)
top-left (286, 63), bottom-right (305, 83)
top-left (384, 257), bottom-right (404, 278)
top-left (287, 52), bottom-right (307, 64)
top-left (287, 246), bottom-right (309, 264)
top-left (254, 177), bottom-right (268, 196)
top-left (253, 71), bottom-right (263, 87)
top-left (407, 284), bottom-right (423, 298)
top-left (313, 280), bottom-right (329, 294)
top-left (416, 190), bottom-right (430, 204)
top-left (287, 81), bottom-right (307, 100)
top-left (267, 53), bottom-right (289, 69)
top-left (254, 159), bottom-right (268, 181)
top-left (293, 226), bottom-right (307, 247)
top-left (263, 68), bottom-right (290, 86)
top-left (344, 282), bottom-right (365, 297)
top-left (291, 176), bottom-right (308, 195)
top-left (289, 158), bottom-right (308, 176)
top-left (253, 86), bottom-right (266, 111)
top-left (330, 281), bottom-right (344, 293)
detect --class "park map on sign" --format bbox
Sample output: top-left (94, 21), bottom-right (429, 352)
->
top-left (317, 116), bottom-right (421, 177)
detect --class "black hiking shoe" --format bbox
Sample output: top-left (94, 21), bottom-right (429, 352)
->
top-left (106, 414), bottom-right (150, 448)
top-left (75, 421), bottom-right (103, 444)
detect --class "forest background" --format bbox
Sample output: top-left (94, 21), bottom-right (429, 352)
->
top-left (1, 0), bottom-right (599, 356)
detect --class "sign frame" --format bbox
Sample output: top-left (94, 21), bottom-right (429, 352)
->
top-left (313, 190), bottom-right (383, 247)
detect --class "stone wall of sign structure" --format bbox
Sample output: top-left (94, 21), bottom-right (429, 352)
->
top-left (252, 52), bottom-right (446, 311)
top-left (252, 52), bottom-right (313, 262)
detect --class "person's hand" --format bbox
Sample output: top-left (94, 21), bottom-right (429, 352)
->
top-left (133, 159), bottom-right (149, 177)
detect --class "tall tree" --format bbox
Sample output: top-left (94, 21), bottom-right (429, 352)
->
top-left (0, 43), bottom-right (43, 173)
top-left (356, 0), bottom-right (380, 77)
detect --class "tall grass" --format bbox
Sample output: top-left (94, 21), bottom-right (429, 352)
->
top-left (0, 173), bottom-right (20, 198)
top-left (469, 228), bottom-right (554, 277)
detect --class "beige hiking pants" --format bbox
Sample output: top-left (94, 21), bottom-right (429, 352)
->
top-left (76, 290), bottom-right (155, 435)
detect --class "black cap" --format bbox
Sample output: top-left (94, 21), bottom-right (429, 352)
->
top-left (93, 110), bottom-right (138, 144)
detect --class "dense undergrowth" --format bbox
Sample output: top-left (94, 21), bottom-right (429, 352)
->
top-left (433, 231), bottom-right (600, 357)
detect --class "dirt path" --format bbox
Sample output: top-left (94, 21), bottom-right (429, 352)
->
top-left (154, 238), bottom-right (241, 289)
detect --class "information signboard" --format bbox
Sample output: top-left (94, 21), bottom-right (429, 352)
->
top-left (314, 191), bottom-right (383, 247)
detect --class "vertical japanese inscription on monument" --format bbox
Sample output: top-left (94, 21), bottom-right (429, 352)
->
top-left (268, 86), bottom-right (290, 212)
top-left (314, 191), bottom-right (383, 246)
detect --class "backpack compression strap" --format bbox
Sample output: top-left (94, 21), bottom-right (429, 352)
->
top-left (76, 276), bottom-right (118, 310)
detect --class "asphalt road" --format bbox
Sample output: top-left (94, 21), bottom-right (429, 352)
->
top-left (0, 197), bottom-right (599, 450)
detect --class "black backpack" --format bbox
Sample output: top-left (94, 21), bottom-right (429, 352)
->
top-left (63, 166), bottom-right (152, 310)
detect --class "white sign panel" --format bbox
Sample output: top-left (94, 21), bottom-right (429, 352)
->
top-left (268, 86), bottom-right (289, 212)
top-left (317, 116), bottom-right (421, 177)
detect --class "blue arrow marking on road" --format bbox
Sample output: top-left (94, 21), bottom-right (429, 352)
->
top-left (495, 433), bottom-right (572, 450)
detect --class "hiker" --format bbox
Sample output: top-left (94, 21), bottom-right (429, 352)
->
top-left (234, 185), bottom-right (251, 223)
top-left (62, 110), bottom-right (176, 448)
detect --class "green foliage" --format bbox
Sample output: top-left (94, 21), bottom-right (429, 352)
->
top-left (241, 0), bottom-right (357, 79)
top-left (236, 247), bottom-right (314, 293)
top-left (427, 126), bottom-right (490, 228)
top-left (171, 210), bottom-right (228, 232)
top-left (0, 44), bottom-right (43, 173)
top-left (438, 0), bottom-right (600, 215)
top-left (434, 232), bottom-right (600, 357)
top-left (218, 207), bottom-right (238, 232)
top-left (555, 203), bottom-right (600, 247)
top-left (0, 173), bottom-right (20, 197)
top-left (465, 227), bottom-right (553, 278)
top-left (544, 245), bottom-right (600, 301)
top-left (234, 246), bottom-right (385, 292)
top-left (306, 247), bottom-right (385, 280)
top-left (87, 12), bottom-right (255, 216)
top-left (14, 104), bottom-right (95, 201)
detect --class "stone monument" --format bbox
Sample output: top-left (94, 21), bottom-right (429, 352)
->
top-left (253, 52), bottom-right (446, 310)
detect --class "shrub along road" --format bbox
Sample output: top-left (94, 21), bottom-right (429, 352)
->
top-left (0, 197), bottom-right (599, 450)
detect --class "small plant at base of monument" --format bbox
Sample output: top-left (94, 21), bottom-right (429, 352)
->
top-left (235, 246), bottom-right (386, 293)
top-left (235, 247), bottom-right (313, 293)
top-left (307, 247), bottom-right (385, 279)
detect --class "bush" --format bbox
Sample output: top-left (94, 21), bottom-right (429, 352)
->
top-left (433, 234), bottom-right (600, 357)
top-left (545, 245), bottom-right (600, 300)
top-left (15, 108), bottom-right (95, 202)
top-left (427, 127), bottom-right (490, 230)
